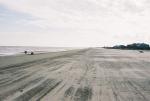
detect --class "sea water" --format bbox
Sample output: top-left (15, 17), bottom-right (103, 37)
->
top-left (0, 46), bottom-right (75, 56)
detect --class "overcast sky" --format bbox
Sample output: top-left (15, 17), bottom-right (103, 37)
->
top-left (0, 0), bottom-right (150, 47)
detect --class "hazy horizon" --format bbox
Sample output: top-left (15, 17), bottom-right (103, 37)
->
top-left (0, 0), bottom-right (150, 47)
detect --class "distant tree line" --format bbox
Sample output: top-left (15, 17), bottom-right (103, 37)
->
top-left (105, 43), bottom-right (150, 50)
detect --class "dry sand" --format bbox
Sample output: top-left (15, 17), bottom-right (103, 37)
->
top-left (0, 48), bottom-right (150, 101)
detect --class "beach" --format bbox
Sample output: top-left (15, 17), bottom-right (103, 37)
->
top-left (0, 48), bottom-right (150, 101)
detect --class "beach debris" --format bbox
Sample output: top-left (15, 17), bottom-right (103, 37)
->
top-left (139, 50), bottom-right (143, 53)
top-left (20, 89), bottom-right (23, 92)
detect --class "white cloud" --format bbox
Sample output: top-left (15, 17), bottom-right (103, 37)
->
top-left (0, 0), bottom-right (150, 46)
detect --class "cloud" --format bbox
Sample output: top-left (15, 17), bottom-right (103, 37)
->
top-left (0, 0), bottom-right (150, 46)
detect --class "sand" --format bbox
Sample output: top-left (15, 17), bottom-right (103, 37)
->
top-left (0, 48), bottom-right (150, 101)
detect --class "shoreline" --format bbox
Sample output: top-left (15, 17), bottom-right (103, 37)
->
top-left (0, 48), bottom-right (88, 68)
top-left (0, 46), bottom-right (80, 57)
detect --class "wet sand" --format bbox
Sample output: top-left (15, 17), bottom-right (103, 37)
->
top-left (0, 48), bottom-right (150, 101)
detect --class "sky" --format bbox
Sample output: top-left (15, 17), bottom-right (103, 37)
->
top-left (0, 0), bottom-right (150, 47)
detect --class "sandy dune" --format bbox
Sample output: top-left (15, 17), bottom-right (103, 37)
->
top-left (0, 48), bottom-right (150, 101)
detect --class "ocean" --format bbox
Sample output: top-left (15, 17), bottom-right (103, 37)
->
top-left (0, 46), bottom-right (75, 56)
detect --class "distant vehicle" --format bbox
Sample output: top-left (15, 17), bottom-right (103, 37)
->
top-left (24, 51), bottom-right (27, 54)
top-left (31, 52), bottom-right (34, 55)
